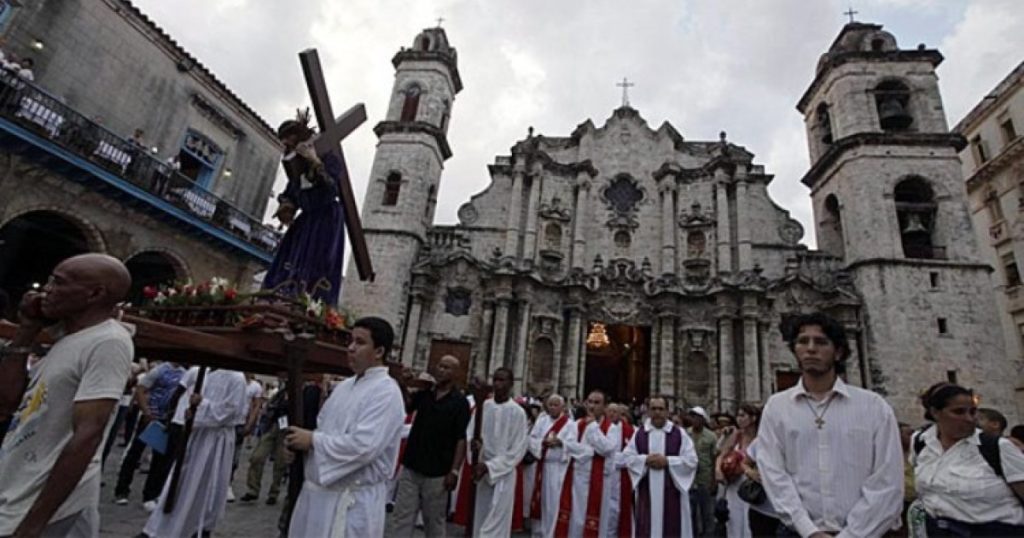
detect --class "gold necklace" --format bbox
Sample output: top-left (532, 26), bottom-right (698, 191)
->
top-left (804, 394), bottom-right (835, 429)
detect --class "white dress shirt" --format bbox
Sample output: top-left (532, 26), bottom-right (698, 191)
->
top-left (757, 377), bottom-right (904, 538)
top-left (910, 427), bottom-right (1024, 525)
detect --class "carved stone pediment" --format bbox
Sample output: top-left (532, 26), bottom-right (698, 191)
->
top-left (679, 202), bottom-right (716, 229)
top-left (538, 197), bottom-right (572, 222)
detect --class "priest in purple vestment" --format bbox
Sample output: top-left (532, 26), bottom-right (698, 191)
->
top-left (622, 396), bottom-right (698, 538)
top-left (262, 111), bottom-right (346, 305)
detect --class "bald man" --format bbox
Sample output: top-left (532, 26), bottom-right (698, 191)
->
top-left (387, 355), bottom-right (470, 537)
top-left (0, 253), bottom-right (134, 537)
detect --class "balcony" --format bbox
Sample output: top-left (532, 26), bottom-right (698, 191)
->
top-left (0, 69), bottom-right (279, 263)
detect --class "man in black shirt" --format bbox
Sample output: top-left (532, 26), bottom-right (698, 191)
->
top-left (386, 355), bottom-right (470, 537)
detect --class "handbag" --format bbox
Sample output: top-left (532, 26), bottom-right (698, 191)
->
top-left (737, 478), bottom-right (767, 505)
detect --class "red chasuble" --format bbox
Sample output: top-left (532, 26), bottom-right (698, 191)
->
top-left (554, 418), bottom-right (613, 538)
top-left (529, 414), bottom-right (570, 517)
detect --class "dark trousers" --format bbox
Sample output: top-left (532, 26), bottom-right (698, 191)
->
top-left (114, 420), bottom-right (180, 502)
top-left (748, 509), bottom-right (781, 537)
top-left (690, 484), bottom-right (717, 537)
top-left (123, 405), bottom-right (139, 445)
top-left (926, 516), bottom-right (1024, 537)
top-left (101, 405), bottom-right (128, 468)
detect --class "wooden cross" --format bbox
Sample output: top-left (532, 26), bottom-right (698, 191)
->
top-left (298, 48), bottom-right (374, 281)
top-left (617, 77), bottom-right (635, 108)
top-left (844, 5), bottom-right (858, 23)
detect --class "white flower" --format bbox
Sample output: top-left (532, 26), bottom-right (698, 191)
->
top-left (210, 277), bottom-right (229, 290)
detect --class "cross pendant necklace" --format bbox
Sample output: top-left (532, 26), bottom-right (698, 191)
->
top-left (805, 395), bottom-right (834, 429)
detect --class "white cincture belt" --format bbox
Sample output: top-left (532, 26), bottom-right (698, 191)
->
top-left (302, 480), bottom-right (373, 538)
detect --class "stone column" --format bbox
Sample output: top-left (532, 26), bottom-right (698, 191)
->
top-left (718, 317), bottom-right (736, 410)
top-left (715, 170), bottom-right (733, 273)
top-left (660, 185), bottom-right (677, 274)
top-left (736, 172), bottom-right (753, 270)
top-left (562, 310), bottom-right (583, 398)
top-left (512, 302), bottom-right (532, 385)
top-left (742, 313), bottom-right (760, 403)
top-left (571, 177), bottom-right (590, 270)
top-left (478, 301), bottom-right (496, 379)
top-left (657, 314), bottom-right (676, 396)
top-left (504, 168), bottom-right (525, 259)
top-left (522, 165), bottom-right (543, 264)
top-left (758, 321), bottom-right (771, 397)
top-left (401, 294), bottom-right (425, 369)
top-left (490, 299), bottom-right (511, 374)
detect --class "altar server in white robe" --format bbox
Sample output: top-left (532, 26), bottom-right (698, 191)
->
top-left (141, 368), bottom-right (248, 538)
top-left (622, 396), bottom-right (698, 538)
top-left (284, 317), bottom-right (405, 538)
top-left (471, 367), bottom-right (529, 538)
top-left (529, 395), bottom-right (570, 538)
top-left (556, 390), bottom-right (620, 538)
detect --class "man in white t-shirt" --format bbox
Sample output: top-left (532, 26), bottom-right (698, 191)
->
top-left (0, 253), bottom-right (134, 537)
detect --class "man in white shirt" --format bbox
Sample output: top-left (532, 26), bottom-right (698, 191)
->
top-left (528, 395), bottom-right (570, 538)
top-left (284, 316), bottom-right (405, 538)
top-left (470, 367), bottom-right (528, 538)
top-left (758, 312), bottom-right (903, 538)
top-left (0, 253), bottom-right (134, 537)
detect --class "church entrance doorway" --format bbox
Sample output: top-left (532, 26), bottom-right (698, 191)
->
top-left (583, 323), bottom-right (651, 405)
top-left (0, 211), bottom-right (93, 313)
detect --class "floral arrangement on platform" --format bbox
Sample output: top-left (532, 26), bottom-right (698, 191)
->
top-left (142, 277), bottom-right (241, 307)
top-left (133, 278), bottom-right (353, 340)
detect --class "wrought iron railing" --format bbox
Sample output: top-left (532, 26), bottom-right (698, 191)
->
top-left (0, 68), bottom-right (280, 254)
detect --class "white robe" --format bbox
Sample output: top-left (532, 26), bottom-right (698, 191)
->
top-left (143, 369), bottom-right (247, 538)
top-left (288, 367), bottom-right (404, 538)
top-left (472, 399), bottom-right (529, 538)
top-left (558, 419), bottom-right (621, 538)
top-left (529, 414), bottom-right (568, 538)
top-left (622, 421), bottom-right (698, 538)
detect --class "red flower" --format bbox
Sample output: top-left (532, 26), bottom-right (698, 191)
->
top-left (224, 288), bottom-right (238, 301)
top-left (142, 286), bottom-right (159, 299)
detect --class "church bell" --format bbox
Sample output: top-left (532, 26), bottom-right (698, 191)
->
top-left (878, 96), bottom-right (913, 130)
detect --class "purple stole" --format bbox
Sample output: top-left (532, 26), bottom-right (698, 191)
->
top-left (633, 425), bottom-right (683, 538)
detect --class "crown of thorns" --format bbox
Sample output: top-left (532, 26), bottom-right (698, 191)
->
top-left (277, 108), bottom-right (316, 138)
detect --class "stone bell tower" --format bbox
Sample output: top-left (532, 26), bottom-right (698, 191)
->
top-left (341, 26), bottom-right (462, 345)
top-left (798, 22), bottom-right (1018, 419)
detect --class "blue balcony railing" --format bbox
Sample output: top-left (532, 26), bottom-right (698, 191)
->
top-left (0, 68), bottom-right (280, 259)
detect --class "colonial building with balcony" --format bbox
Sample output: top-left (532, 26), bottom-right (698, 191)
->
top-left (956, 60), bottom-right (1024, 410)
top-left (0, 0), bottom-right (281, 305)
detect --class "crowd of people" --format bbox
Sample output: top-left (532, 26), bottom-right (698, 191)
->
top-left (1, 255), bottom-right (1024, 537)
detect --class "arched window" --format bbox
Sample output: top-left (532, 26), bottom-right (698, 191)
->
top-left (875, 80), bottom-right (913, 132)
top-left (417, 35), bottom-right (432, 51)
top-left (894, 177), bottom-right (939, 259)
top-left (684, 351), bottom-right (710, 403)
top-left (614, 230), bottom-right (631, 249)
top-left (383, 172), bottom-right (401, 206)
top-left (400, 85), bottom-right (421, 122)
top-left (822, 194), bottom-right (845, 258)
top-left (530, 337), bottom-right (555, 387)
top-left (687, 231), bottom-right (706, 257)
top-left (544, 222), bottom-right (562, 250)
top-left (816, 102), bottom-right (834, 145)
top-left (0, 210), bottom-right (93, 306)
top-left (425, 185), bottom-right (435, 218)
top-left (440, 99), bottom-right (451, 131)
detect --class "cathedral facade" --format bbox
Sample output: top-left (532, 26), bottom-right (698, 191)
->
top-left (342, 23), bottom-right (1022, 421)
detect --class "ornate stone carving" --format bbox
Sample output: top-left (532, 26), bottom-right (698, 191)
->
top-left (778, 218), bottom-right (804, 245)
top-left (457, 202), bottom-right (479, 225)
top-left (678, 201), bottom-right (716, 229)
top-left (538, 197), bottom-right (572, 222)
top-left (602, 175), bottom-right (644, 214)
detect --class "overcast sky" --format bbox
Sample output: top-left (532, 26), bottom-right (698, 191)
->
top-left (134, 0), bottom-right (1023, 248)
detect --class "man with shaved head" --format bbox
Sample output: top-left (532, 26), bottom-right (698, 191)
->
top-left (0, 253), bottom-right (134, 537)
top-left (387, 354), bottom-right (470, 537)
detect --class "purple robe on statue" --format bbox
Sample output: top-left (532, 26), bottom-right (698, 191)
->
top-left (262, 152), bottom-right (345, 305)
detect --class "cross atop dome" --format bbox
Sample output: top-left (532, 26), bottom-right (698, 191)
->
top-left (617, 77), bottom-right (635, 108)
